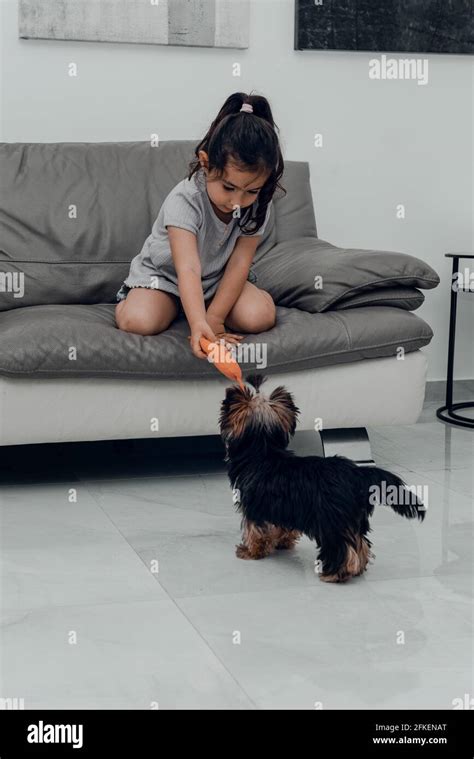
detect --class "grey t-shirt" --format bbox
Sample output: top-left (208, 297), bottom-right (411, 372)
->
top-left (122, 166), bottom-right (272, 299)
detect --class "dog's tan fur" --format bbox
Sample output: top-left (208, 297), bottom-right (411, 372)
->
top-left (236, 518), bottom-right (301, 560)
top-left (320, 533), bottom-right (374, 583)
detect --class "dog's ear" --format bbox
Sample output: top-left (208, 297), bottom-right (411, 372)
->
top-left (269, 386), bottom-right (300, 436)
top-left (218, 383), bottom-right (251, 437)
top-left (218, 394), bottom-right (232, 438)
top-left (219, 387), bottom-right (238, 423)
top-left (219, 383), bottom-right (254, 444)
top-left (224, 385), bottom-right (238, 401)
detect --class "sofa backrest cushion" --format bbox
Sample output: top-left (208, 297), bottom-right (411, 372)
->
top-left (0, 140), bottom-right (317, 311)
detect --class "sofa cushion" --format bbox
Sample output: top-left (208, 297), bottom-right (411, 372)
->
top-left (0, 141), bottom-right (316, 311)
top-left (252, 237), bottom-right (439, 312)
top-left (0, 303), bottom-right (433, 379)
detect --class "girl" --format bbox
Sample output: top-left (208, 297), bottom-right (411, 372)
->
top-left (115, 91), bottom-right (286, 359)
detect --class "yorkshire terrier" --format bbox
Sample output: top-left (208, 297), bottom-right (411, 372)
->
top-left (219, 374), bottom-right (425, 583)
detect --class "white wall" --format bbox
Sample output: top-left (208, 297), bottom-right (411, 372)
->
top-left (1, 0), bottom-right (473, 381)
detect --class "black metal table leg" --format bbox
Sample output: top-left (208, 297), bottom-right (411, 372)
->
top-left (436, 254), bottom-right (474, 429)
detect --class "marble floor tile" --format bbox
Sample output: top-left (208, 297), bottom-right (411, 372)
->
top-left (0, 482), bottom-right (166, 611)
top-left (0, 599), bottom-right (254, 710)
top-left (367, 422), bottom-right (472, 472)
top-left (177, 575), bottom-right (472, 710)
top-left (83, 473), bottom-right (234, 519)
top-left (410, 466), bottom-right (473, 500)
top-left (82, 479), bottom-right (238, 553)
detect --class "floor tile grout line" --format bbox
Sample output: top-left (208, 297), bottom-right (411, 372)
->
top-left (0, 496), bottom-right (256, 706)
top-left (80, 479), bottom-right (258, 708)
top-left (78, 476), bottom-right (238, 524)
top-left (0, 595), bottom-right (178, 617)
top-left (129, 557), bottom-right (259, 710)
top-left (81, 489), bottom-right (236, 521)
top-left (81, 474), bottom-right (257, 706)
top-left (171, 569), bottom-right (473, 603)
top-left (372, 457), bottom-right (473, 475)
top-left (80, 480), bottom-right (183, 564)
top-left (2, 566), bottom-right (470, 618)
top-left (163, 595), bottom-right (257, 710)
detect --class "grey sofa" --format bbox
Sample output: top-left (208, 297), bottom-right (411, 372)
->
top-left (0, 140), bottom-right (439, 456)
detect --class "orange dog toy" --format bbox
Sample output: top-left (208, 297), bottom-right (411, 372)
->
top-left (199, 336), bottom-right (245, 390)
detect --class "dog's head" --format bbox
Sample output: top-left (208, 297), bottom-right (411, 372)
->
top-left (219, 373), bottom-right (300, 454)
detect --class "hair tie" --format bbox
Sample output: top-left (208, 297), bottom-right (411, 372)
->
top-left (240, 103), bottom-right (253, 114)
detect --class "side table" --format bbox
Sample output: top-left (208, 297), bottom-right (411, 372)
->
top-left (436, 253), bottom-right (474, 429)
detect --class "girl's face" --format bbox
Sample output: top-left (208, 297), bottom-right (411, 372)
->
top-left (198, 151), bottom-right (270, 221)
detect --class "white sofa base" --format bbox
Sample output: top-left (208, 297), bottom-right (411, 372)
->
top-left (0, 350), bottom-right (427, 447)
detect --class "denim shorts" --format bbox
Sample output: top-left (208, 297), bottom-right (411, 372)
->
top-left (116, 268), bottom-right (258, 308)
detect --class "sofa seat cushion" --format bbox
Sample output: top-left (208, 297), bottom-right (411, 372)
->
top-left (0, 303), bottom-right (433, 379)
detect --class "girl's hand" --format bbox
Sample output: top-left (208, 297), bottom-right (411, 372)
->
top-left (206, 312), bottom-right (243, 347)
top-left (187, 319), bottom-right (243, 359)
top-left (187, 320), bottom-right (220, 359)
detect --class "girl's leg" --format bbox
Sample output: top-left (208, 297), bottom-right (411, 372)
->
top-left (224, 281), bottom-right (276, 333)
top-left (115, 288), bottom-right (180, 335)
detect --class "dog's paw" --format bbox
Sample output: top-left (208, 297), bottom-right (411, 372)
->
top-left (319, 572), bottom-right (351, 583)
top-left (235, 543), bottom-right (269, 560)
top-left (236, 544), bottom-right (253, 559)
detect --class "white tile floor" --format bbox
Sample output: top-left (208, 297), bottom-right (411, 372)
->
top-left (0, 397), bottom-right (472, 710)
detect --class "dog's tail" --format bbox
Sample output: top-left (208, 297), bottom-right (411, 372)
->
top-left (357, 464), bottom-right (426, 521)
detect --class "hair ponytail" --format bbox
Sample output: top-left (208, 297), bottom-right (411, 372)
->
top-left (188, 91), bottom-right (286, 234)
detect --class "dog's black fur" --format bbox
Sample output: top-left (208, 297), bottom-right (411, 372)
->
top-left (219, 374), bottom-right (425, 582)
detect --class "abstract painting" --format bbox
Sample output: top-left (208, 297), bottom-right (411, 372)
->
top-left (295, 0), bottom-right (474, 55)
top-left (19, 0), bottom-right (249, 49)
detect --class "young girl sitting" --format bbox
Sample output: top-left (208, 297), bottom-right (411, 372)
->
top-left (115, 91), bottom-right (286, 359)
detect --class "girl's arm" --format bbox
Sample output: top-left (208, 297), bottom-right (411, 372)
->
top-left (167, 226), bottom-right (207, 322)
top-left (207, 236), bottom-right (261, 323)
top-left (167, 226), bottom-right (209, 356)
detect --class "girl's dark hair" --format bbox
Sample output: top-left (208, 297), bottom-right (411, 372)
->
top-left (187, 91), bottom-right (286, 235)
